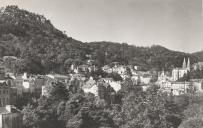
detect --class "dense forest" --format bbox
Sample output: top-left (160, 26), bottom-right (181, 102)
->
top-left (0, 5), bottom-right (200, 74)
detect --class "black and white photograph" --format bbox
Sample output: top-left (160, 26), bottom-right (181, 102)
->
top-left (0, 0), bottom-right (202, 128)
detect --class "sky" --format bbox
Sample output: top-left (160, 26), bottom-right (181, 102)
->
top-left (0, 0), bottom-right (202, 53)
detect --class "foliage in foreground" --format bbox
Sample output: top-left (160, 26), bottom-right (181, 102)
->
top-left (22, 80), bottom-right (184, 128)
top-left (179, 103), bottom-right (203, 128)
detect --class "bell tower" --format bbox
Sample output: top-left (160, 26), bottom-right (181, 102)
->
top-left (187, 58), bottom-right (190, 71)
top-left (182, 58), bottom-right (186, 69)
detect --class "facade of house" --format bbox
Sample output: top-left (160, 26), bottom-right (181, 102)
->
top-left (13, 73), bottom-right (45, 98)
top-left (0, 105), bottom-right (22, 128)
top-left (157, 70), bottom-right (171, 83)
top-left (131, 72), bottom-right (153, 85)
top-left (102, 65), bottom-right (112, 73)
top-left (82, 77), bottom-right (98, 96)
top-left (46, 74), bottom-right (69, 83)
top-left (0, 65), bottom-right (5, 82)
top-left (170, 82), bottom-right (190, 95)
top-left (70, 73), bottom-right (86, 82)
top-left (9, 88), bottom-right (18, 106)
top-left (112, 65), bottom-right (126, 75)
top-left (14, 73), bottom-right (32, 94)
top-left (160, 81), bottom-right (188, 95)
top-left (160, 78), bottom-right (203, 96)
top-left (33, 76), bottom-right (46, 96)
top-left (160, 81), bottom-right (193, 95)
top-left (102, 64), bottom-right (131, 76)
top-left (0, 83), bottom-right (10, 107)
top-left (72, 64), bottom-right (95, 74)
top-left (140, 75), bottom-right (152, 85)
top-left (82, 77), bottom-right (121, 101)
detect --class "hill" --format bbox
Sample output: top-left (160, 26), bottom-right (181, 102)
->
top-left (87, 42), bottom-right (197, 70)
top-left (192, 51), bottom-right (203, 62)
top-left (0, 6), bottom-right (199, 74)
top-left (0, 5), bottom-right (88, 74)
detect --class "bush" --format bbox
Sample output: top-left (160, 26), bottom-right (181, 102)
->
top-left (179, 117), bottom-right (203, 128)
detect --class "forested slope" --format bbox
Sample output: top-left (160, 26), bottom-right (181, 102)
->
top-left (0, 6), bottom-right (198, 74)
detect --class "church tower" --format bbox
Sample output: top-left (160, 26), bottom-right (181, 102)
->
top-left (187, 58), bottom-right (190, 71)
top-left (182, 58), bottom-right (186, 69)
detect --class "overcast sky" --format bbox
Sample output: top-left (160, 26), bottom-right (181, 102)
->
top-left (0, 0), bottom-right (202, 53)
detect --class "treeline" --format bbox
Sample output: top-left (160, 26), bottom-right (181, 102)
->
top-left (87, 42), bottom-right (198, 71)
top-left (0, 5), bottom-right (199, 75)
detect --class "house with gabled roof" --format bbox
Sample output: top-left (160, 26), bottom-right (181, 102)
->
top-left (0, 105), bottom-right (22, 128)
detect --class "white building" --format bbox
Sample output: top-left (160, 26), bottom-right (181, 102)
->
top-left (102, 78), bottom-right (121, 92)
top-left (82, 77), bottom-right (98, 96)
top-left (46, 74), bottom-right (69, 83)
top-left (159, 81), bottom-right (189, 95)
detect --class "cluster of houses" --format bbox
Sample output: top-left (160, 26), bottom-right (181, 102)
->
top-left (78, 62), bottom-right (155, 101)
top-left (39, 62), bottom-right (155, 104)
top-left (40, 58), bottom-right (203, 102)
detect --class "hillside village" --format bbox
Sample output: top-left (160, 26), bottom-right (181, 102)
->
top-left (0, 54), bottom-right (203, 127)
top-left (0, 5), bottom-right (203, 128)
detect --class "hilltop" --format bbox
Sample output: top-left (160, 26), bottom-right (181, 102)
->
top-left (0, 5), bottom-right (199, 74)
top-left (192, 50), bottom-right (203, 62)
top-left (0, 5), bottom-right (86, 74)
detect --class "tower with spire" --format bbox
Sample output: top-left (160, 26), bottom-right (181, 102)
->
top-left (182, 58), bottom-right (186, 69)
top-left (172, 57), bottom-right (190, 81)
top-left (187, 58), bottom-right (190, 71)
